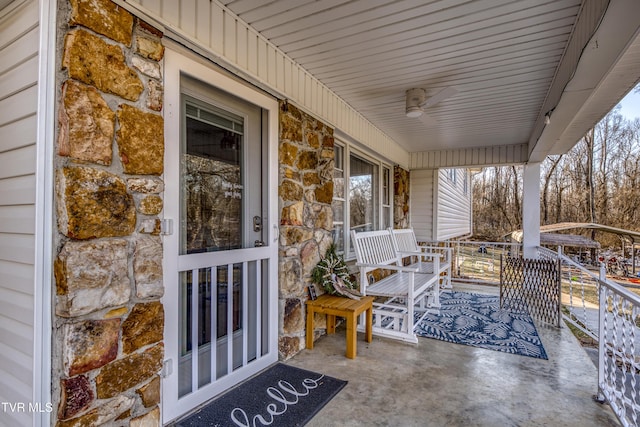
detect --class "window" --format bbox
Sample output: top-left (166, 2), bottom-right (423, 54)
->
top-left (332, 145), bottom-right (346, 252)
top-left (382, 166), bottom-right (392, 228)
top-left (332, 141), bottom-right (392, 258)
top-left (349, 154), bottom-right (379, 233)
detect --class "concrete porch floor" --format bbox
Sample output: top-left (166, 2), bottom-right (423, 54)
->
top-left (287, 284), bottom-right (620, 426)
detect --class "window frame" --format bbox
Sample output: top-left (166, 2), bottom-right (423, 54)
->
top-left (332, 139), bottom-right (393, 260)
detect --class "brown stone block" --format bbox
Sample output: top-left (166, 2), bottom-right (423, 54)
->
top-left (55, 239), bottom-right (131, 317)
top-left (279, 258), bottom-right (303, 297)
top-left (305, 131), bottom-right (320, 149)
top-left (280, 114), bottom-right (302, 141)
top-left (62, 29), bottom-right (143, 101)
top-left (56, 166), bottom-right (136, 239)
top-left (96, 343), bottom-right (164, 399)
top-left (127, 177), bottom-right (164, 194)
top-left (323, 134), bottom-right (335, 147)
top-left (57, 80), bottom-right (115, 165)
top-left (116, 104), bottom-right (164, 175)
top-left (278, 336), bottom-right (301, 360)
top-left (58, 375), bottom-right (94, 420)
top-left (296, 150), bottom-right (318, 170)
top-left (300, 240), bottom-right (320, 276)
top-left (64, 319), bottom-right (120, 376)
top-left (69, 0), bottom-right (133, 46)
top-left (314, 181), bottom-right (334, 204)
top-left (303, 172), bottom-right (320, 186)
top-left (122, 301), bottom-right (164, 353)
top-left (279, 226), bottom-right (313, 246)
top-left (136, 376), bottom-right (160, 408)
top-left (283, 298), bottom-right (303, 334)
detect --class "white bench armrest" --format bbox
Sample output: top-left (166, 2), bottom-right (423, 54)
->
top-left (397, 250), bottom-right (442, 259)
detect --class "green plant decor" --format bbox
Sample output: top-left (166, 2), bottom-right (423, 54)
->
top-left (311, 244), bottom-right (362, 299)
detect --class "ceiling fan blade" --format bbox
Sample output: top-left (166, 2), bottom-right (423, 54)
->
top-left (420, 86), bottom-right (458, 108)
top-left (418, 112), bottom-right (437, 127)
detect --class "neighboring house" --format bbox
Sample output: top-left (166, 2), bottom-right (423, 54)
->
top-left (1, 0), bottom-right (639, 426)
top-left (411, 168), bottom-right (473, 242)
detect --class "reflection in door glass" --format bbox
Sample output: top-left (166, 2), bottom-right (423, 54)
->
top-left (181, 102), bottom-right (244, 254)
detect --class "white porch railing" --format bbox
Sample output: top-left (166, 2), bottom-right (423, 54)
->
top-left (537, 246), bottom-right (640, 427)
top-left (449, 240), bottom-right (522, 285)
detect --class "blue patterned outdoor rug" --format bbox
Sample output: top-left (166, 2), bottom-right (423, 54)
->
top-left (415, 291), bottom-right (548, 359)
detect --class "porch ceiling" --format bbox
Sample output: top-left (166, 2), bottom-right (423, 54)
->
top-left (223, 0), bottom-right (640, 161)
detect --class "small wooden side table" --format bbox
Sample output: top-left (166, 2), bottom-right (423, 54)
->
top-left (305, 294), bottom-right (374, 359)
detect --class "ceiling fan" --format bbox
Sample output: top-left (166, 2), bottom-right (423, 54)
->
top-left (405, 87), bottom-right (458, 125)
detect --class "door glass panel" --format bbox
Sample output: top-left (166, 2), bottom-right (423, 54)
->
top-left (181, 102), bottom-right (244, 254)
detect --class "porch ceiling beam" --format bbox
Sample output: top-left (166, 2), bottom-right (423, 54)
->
top-left (529, 0), bottom-right (640, 162)
top-left (409, 143), bottom-right (528, 170)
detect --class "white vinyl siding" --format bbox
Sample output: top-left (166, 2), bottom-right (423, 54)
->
top-left (0, 1), bottom-right (38, 425)
top-left (116, 0), bottom-right (410, 168)
top-left (409, 169), bottom-right (435, 242)
top-left (437, 169), bottom-right (472, 240)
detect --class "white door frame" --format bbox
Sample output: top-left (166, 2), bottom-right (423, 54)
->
top-left (162, 48), bottom-right (279, 424)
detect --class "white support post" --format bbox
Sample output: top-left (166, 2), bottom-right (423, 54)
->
top-left (522, 162), bottom-right (541, 259)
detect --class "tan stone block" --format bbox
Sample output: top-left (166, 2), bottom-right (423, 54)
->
top-left (122, 301), bottom-right (164, 353)
top-left (116, 104), bottom-right (164, 175)
top-left (57, 395), bottom-right (135, 427)
top-left (139, 218), bottom-right (161, 235)
top-left (136, 377), bottom-right (160, 408)
top-left (130, 406), bottom-right (160, 427)
top-left (279, 226), bottom-right (313, 246)
top-left (69, 0), bottom-right (133, 46)
top-left (133, 236), bottom-right (163, 298)
top-left (96, 343), bottom-right (164, 399)
top-left (280, 201), bottom-right (303, 226)
top-left (296, 150), bottom-right (318, 170)
top-left (64, 319), bottom-right (120, 376)
top-left (279, 258), bottom-right (302, 296)
top-left (128, 177), bottom-right (164, 193)
top-left (147, 79), bottom-right (163, 112)
top-left (132, 56), bottom-right (161, 80)
top-left (55, 239), bottom-right (131, 317)
top-left (138, 195), bottom-right (163, 215)
top-left (279, 180), bottom-right (303, 202)
top-left (63, 29), bottom-right (143, 101)
top-left (58, 375), bottom-right (93, 420)
top-left (136, 36), bottom-right (164, 61)
top-left (300, 240), bottom-right (320, 276)
top-left (279, 142), bottom-right (298, 166)
top-left (56, 166), bottom-right (136, 239)
top-left (315, 205), bottom-right (333, 231)
top-left (57, 80), bottom-right (114, 165)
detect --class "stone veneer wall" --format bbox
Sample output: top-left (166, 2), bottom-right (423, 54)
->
top-left (394, 165), bottom-right (410, 229)
top-left (278, 102), bottom-right (335, 359)
top-left (52, 1), bottom-right (164, 425)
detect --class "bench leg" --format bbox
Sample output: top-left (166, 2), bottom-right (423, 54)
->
top-left (306, 308), bottom-right (315, 350)
top-left (345, 313), bottom-right (357, 359)
top-left (365, 306), bottom-right (373, 343)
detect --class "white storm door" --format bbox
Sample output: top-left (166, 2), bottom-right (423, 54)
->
top-left (163, 49), bottom-right (278, 424)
